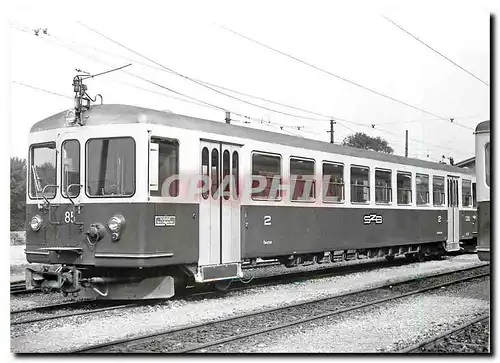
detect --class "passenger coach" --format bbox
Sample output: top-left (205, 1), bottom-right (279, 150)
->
top-left (25, 104), bottom-right (478, 299)
top-left (475, 120), bottom-right (490, 261)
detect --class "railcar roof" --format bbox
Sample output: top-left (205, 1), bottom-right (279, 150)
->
top-left (475, 120), bottom-right (490, 133)
top-left (31, 104), bottom-right (473, 174)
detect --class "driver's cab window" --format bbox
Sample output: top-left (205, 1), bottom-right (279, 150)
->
top-left (29, 142), bottom-right (57, 199)
top-left (149, 137), bottom-right (179, 197)
top-left (61, 140), bottom-right (81, 198)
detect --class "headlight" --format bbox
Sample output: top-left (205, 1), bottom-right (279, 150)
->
top-left (30, 215), bottom-right (43, 232)
top-left (108, 215), bottom-right (125, 233)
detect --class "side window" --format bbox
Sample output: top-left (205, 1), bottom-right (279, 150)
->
top-left (149, 138), bottom-right (179, 197)
top-left (211, 149), bottom-right (219, 199)
top-left (87, 138), bottom-right (135, 197)
top-left (61, 140), bottom-right (80, 198)
top-left (201, 147), bottom-right (209, 199)
top-left (375, 169), bottom-right (392, 204)
top-left (472, 182), bottom-right (477, 208)
top-left (322, 162), bottom-right (344, 203)
top-left (485, 142), bottom-right (490, 187)
top-left (462, 179), bottom-right (472, 207)
top-left (232, 151), bottom-right (239, 199)
top-left (251, 152), bottom-right (282, 201)
top-left (290, 157), bottom-right (315, 201)
top-left (432, 176), bottom-right (445, 206)
top-left (223, 150), bottom-right (230, 200)
top-left (416, 173), bottom-right (430, 205)
top-left (397, 172), bottom-right (412, 205)
top-left (351, 166), bottom-right (370, 203)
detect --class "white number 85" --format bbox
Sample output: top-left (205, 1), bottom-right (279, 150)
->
top-left (64, 211), bottom-right (75, 224)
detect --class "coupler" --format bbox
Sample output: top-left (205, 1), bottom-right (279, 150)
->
top-left (26, 266), bottom-right (81, 294)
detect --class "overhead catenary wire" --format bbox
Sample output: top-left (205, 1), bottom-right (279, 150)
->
top-left (12, 81), bottom-right (73, 99)
top-left (75, 22), bottom-right (475, 143)
top-left (20, 25), bottom-right (307, 135)
top-left (10, 23), bottom-right (471, 160)
top-left (219, 25), bottom-right (475, 132)
top-left (12, 24), bottom-right (474, 135)
top-left (383, 16), bottom-right (489, 87)
top-left (76, 21), bottom-right (334, 123)
top-left (12, 24), bottom-right (334, 121)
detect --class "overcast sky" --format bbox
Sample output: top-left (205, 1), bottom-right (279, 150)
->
top-left (7, 4), bottom-right (490, 163)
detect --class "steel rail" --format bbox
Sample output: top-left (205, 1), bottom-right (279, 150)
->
top-left (9, 257), bottom-right (418, 326)
top-left (71, 265), bottom-right (488, 353)
top-left (11, 302), bottom-right (141, 326)
top-left (10, 257), bottom-right (429, 327)
top-left (11, 299), bottom-right (95, 314)
top-left (175, 273), bottom-right (489, 353)
top-left (397, 314), bottom-right (490, 353)
top-left (10, 281), bottom-right (39, 295)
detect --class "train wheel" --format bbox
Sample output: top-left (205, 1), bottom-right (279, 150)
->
top-left (415, 250), bottom-right (425, 262)
top-left (405, 253), bottom-right (416, 262)
top-left (214, 279), bottom-right (232, 292)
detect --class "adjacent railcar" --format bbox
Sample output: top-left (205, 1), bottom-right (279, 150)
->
top-left (475, 120), bottom-right (490, 261)
top-left (25, 103), bottom-right (478, 299)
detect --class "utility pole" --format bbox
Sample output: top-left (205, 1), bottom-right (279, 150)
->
top-left (327, 119), bottom-right (336, 144)
top-left (405, 130), bottom-right (408, 157)
top-left (225, 111), bottom-right (231, 124)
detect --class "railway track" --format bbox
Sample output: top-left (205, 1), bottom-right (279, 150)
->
top-left (398, 314), bottom-right (490, 353)
top-left (10, 256), bottom-right (416, 326)
top-left (70, 265), bottom-right (489, 353)
top-left (10, 300), bottom-right (141, 326)
top-left (10, 281), bottom-right (38, 295)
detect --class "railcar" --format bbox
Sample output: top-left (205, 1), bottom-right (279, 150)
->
top-left (475, 120), bottom-right (490, 261)
top-left (25, 98), bottom-right (478, 299)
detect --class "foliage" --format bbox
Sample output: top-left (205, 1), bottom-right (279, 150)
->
top-left (342, 132), bottom-right (394, 154)
top-left (10, 157), bottom-right (26, 231)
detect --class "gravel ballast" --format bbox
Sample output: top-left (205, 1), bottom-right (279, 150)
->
top-left (416, 319), bottom-right (490, 353)
top-left (11, 254), bottom-right (488, 353)
top-left (209, 277), bottom-right (489, 353)
top-left (104, 266), bottom-right (489, 353)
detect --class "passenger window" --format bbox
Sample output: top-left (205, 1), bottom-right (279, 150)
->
top-left (211, 149), bottom-right (219, 199)
top-left (485, 143), bottom-right (490, 187)
top-left (201, 147), bottom-right (209, 199)
top-left (322, 162), bottom-right (344, 203)
top-left (149, 137), bottom-right (179, 197)
top-left (462, 179), bottom-right (472, 207)
top-left (87, 137), bottom-right (135, 197)
top-left (251, 152), bottom-right (282, 201)
top-left (61, 140), bottom-right (80, 198)
top-left (351, 166), bottom-right (370, 203)
top-left (472, 182), bottom-right (477, 208)
top-left (223, 150), bottom-right (230, 200)
top-left (397, 172), bottom-right (412, 205)
top-left (416, 174), bottom-right (430, 205)
top-left (290, 157), bottom-right (315, 201)
top-left (232, 151), bottom-right (239, 199)
top-left (375, 169), bottom-right (392, 204)
top-left (432, 176), bottom-right (445, 206)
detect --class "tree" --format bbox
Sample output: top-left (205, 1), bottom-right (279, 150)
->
top-left (11, 157), bottom-right (27, 231)
top-left (342, 132), bottom-right (394, 154)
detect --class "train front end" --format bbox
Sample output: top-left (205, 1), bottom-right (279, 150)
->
top-left (24, 105), bottom-right (193, 299)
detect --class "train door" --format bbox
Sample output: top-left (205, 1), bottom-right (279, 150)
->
top-left (199, 140), bottom-right (241, 271)
top-left (446, 176), bottom-right (460, 251)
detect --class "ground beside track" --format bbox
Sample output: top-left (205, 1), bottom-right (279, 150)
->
top-left (11, 254), bottom-right (487, 353)
top-left (205, 276), bottom-right (489, 353)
